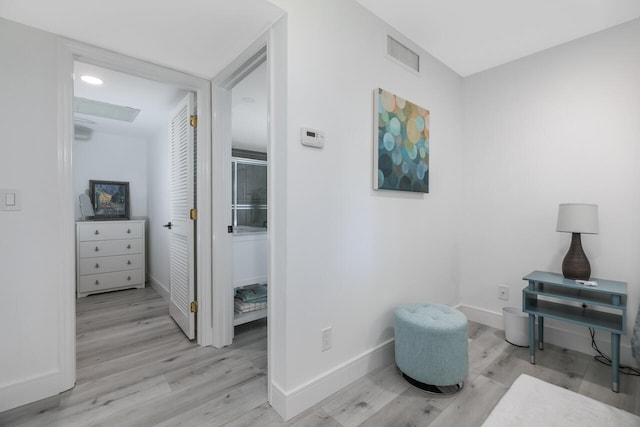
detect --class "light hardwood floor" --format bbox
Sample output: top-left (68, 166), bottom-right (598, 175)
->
top-left (1, 287), bottom-right (638, 426)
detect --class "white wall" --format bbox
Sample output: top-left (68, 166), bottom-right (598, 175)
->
top-left (0, 18), bottom-right (73, 411)
top-left (73, 131), bottom-right (148, 219)
top-left (460, 19), bottom-right (640, 360)
top-left (0, 16), bottom-right (207, 412)
top-left (146, 127), bottom-right (170, 295)
top-left (270, 0), bottom-right (464, 416)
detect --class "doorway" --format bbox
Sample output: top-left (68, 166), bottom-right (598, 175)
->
top-left (62, 39), bottom-right (214, 370)
top-left (229, 59), bottom-right (269, 333)
top-left (54, 22), bottom-right (287, 413)
top-left (60, 28), bottom-right (287, 413)
top-left (210, 46), bottom-right (269, 349)
top-left (73, 60), bottom-right (199, 338)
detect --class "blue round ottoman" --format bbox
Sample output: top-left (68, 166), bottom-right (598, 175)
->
top-left (394, 303), bottom-right (468, 393)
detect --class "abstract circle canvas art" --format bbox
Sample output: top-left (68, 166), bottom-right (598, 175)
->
top-left (374, 88), bottom-right (430, 193)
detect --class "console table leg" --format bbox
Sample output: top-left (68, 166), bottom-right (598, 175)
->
top-left (529, 314), bottom-right (536, 364)
top-left (611, 333), bottom-right (620, 393)
top-left (538, 317), bottom-right (544, 350)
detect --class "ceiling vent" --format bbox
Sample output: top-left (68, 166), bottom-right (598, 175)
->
top-left (74, 97), bottom-right (141, 122)
top-left (387, 35), bottom-right (420, 73)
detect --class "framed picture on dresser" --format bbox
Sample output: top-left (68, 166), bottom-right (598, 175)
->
top-left (89, 180), bottom-right (130, 220)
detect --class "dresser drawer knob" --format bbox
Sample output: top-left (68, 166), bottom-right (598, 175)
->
top-left (127, 260), bottom-right (132, 265)
top-left (95, 263), bottom-right (100, 269)
top-left (94, 246), bottom-right (100, 252)
top-left (126, 244), bottom-right (131, 249)
top-left (94, 230), bottom-right (100, 235)
top-left (127, 229), bottom-right (131, 234)
top-left (127, 276), bottom-right (131, 281)
top-left (95, 280), bottom-right (99, 286)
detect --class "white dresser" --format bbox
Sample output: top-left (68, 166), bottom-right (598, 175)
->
top-left (76, 220), bottom-right (146, 298)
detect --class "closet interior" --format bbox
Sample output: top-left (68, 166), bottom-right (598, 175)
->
top-left (232, 150), bottom-right (268, 325)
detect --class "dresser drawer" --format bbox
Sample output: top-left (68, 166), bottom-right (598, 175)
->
top-left (78, 269), bottom-right (144, 293)
top-left (78, 221), bottom-right (143, 241)
top-left (79, 254), bottom-right (143, 275)
top-left (79, 239), bottom-right (143, 258)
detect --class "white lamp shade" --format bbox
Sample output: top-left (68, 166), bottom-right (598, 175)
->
top-left (556, 203), bottom-right (599, 234)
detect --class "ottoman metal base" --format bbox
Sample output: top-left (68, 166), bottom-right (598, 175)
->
top-left (401, 372), bottom-right (463, 395)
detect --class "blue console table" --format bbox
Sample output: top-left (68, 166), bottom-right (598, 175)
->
top-left (522, 270), bottom-right (627, 392)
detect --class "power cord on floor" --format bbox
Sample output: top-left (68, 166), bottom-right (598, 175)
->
top-left (589, 327), bottom-right (640, 376)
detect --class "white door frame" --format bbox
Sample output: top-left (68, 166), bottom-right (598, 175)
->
top-left (210, 20), bottom-right (287, 414)
top-left (210, 44), bottom-right (267, 349)
top-left (59, 19), bottom-right (287, 415)
top-left (57, 38), bottom-right (215, 387)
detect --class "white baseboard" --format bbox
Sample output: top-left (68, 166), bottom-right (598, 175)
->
top-left (0, 369), bottom-right (64, 413)
top-left (459, 304), bottom-right (636, 367)
top-left (458, 304), bottom-right (504, 330)
top-left (147, 273), bottom-right (169, 301)
top-left (269, 338), bottom-right (395, 421)
top-left (269, 382), bottom-right (288, 420)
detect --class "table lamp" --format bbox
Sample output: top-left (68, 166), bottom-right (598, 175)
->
top-left (556, 203), bottom-right (599, 280)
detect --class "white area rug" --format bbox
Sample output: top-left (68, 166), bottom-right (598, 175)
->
top-left (482, 374), bottom-right (640, 427)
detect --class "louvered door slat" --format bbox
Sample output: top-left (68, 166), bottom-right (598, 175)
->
top-left (168, 92), bottom-right (196, 339)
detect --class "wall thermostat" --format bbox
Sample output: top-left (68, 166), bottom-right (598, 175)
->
top-left (300, 127), bottom-right (324, 148)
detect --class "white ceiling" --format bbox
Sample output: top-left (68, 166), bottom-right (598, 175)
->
top-left (1, 0), bottom-right (274, 146)
top-left (72, 59), bottom-right (267, 150)
top-left (3, 0), bottom-right (640, 143)
top-left (0, 0), bottom-right (285, 79)
top-left (74, 57), bottom-right (267, 152)
top-left (355, 0), bottom-right (640, 76)
top-left (73, 61), bottom-right (188, 139)
top-left (3, 1), bottom-right (640, 79)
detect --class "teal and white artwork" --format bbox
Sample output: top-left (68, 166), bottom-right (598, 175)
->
top-left (373, 88), bottom-right (429, 193)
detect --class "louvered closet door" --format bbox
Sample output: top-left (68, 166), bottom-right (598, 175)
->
top-left (168, 92), bottom-right (196, 340)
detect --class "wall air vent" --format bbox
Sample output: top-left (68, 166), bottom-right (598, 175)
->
top-left (73, 124), bottom-right (94, 141)
top-left (387, 35), bottom-right (420, 73)
top-left (74, 97), bottom-right (141, 122)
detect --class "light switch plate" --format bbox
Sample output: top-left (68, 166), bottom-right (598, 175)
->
top-left (0, 189), bottom-right (21, 211)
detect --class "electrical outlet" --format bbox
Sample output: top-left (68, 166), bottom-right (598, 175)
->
top-left (498, 285), bottom-right (509, 301)
top-left (321, 327), bottom-right (332, 351)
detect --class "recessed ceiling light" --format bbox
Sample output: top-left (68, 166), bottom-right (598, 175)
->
top-left (80, 75), bottom-right (103, 85)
